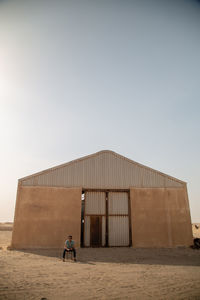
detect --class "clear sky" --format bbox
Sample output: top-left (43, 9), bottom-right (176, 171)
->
top-left (0, 0), bottom-right (200, 222)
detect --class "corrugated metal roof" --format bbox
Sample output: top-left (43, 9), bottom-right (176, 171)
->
top-left (20, 150), bottom-right (185, 188)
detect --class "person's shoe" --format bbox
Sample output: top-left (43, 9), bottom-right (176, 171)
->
top-left (74, 258), bottom-right (77, 262)
top-left (63, 258), bottom-right (65, 262)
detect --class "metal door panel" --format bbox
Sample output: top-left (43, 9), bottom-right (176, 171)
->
top-left (108, 192), bottom-right (128, 214)
top-left (108, 216), bottom-right (129, 246)
top-left (85, 192), bottom-right (105, 214)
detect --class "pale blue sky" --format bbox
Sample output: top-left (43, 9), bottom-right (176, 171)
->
top-left (0, 0), bottom-right (200, 222)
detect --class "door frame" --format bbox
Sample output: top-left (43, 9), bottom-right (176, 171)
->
top-left (83, 189), bottom-right (132, 247)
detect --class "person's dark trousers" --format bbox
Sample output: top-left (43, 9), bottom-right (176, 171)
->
top-left (63, 248), bottom-right (76, 259)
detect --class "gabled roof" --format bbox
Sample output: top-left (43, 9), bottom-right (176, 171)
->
top-left (20, 150), bottom-right (185, 188)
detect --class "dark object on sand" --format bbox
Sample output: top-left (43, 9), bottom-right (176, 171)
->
top-left (195, 224), bottom-right (199, 229)
top-left (191, 238), bottom-right (200, 249)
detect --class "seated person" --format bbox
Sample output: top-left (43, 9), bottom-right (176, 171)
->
top-left (63, 235), bottom-right (76, 262)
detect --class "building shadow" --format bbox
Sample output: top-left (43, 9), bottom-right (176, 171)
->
top-left (13, 247), bottom-right (200, 267)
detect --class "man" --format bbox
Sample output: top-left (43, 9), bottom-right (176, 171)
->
top-left (63, 235), bottom-right (77, 262)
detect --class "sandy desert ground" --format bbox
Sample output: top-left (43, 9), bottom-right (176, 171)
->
top-left (0, 223), bottom-right (200, 300)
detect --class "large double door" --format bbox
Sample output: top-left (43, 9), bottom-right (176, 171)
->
top-left (84, 190), bottom-right (131, 247)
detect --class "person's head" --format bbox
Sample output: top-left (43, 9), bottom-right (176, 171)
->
top-left (68, 235), bottom-right (72, 241)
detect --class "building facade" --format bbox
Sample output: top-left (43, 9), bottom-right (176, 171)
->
top-left (11, 150), bottom-right (193, 248)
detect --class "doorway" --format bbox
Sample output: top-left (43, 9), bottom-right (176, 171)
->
top-left (83, 190), bottom-right (131, 247)
top-left (90, 216), bottom-right (102, 247)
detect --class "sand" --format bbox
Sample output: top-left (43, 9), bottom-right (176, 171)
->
top-left (0, 224), bottom-right (200, 300)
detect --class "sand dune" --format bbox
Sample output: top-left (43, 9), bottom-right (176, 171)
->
top-left (0, 225), bottom-right (200, 300)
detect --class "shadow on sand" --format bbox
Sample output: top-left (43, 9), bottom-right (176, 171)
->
top-left (14, 247), bottom-right (200, 267)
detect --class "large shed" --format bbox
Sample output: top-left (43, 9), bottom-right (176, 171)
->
top-left (11, 150), bottom-right (193, 249)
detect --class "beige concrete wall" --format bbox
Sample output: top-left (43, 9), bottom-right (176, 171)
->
top-left (11, 185), bottom-right (82, 249)
top-left (130, 187), bottom-right (193, 247)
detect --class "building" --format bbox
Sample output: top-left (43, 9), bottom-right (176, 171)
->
top-left (11, 150), bottom-right (193, 249)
